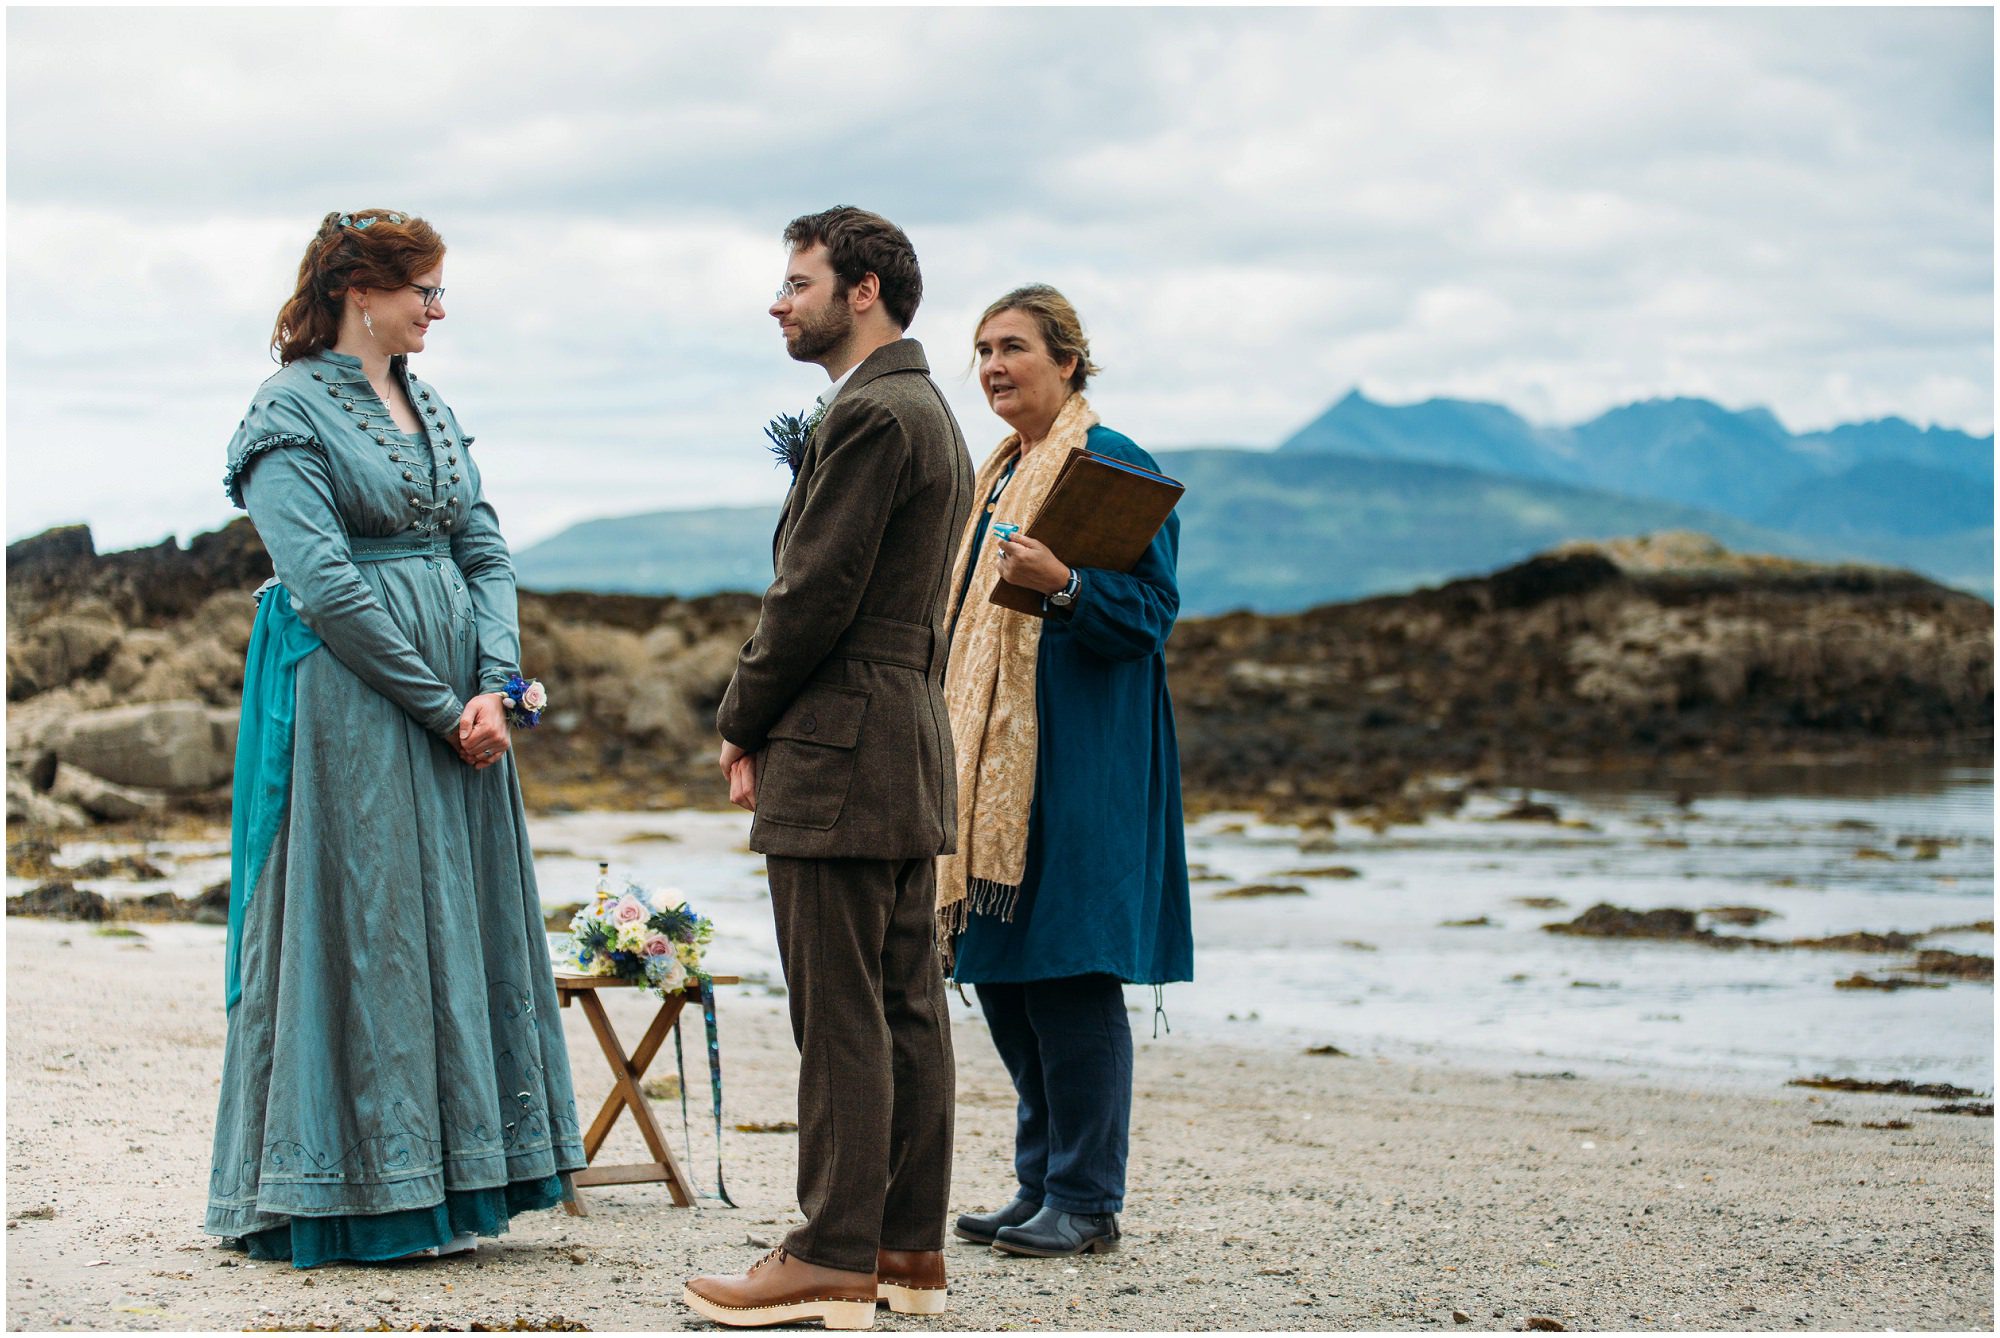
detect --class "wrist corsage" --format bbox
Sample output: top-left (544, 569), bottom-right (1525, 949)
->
top-left (501, 673), bottom-right (547, 728)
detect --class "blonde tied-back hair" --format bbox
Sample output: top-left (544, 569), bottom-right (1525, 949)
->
top-left (972, 284), bottom-right (1101, 393)
top-left (270, 209), bottom-right (445, 365)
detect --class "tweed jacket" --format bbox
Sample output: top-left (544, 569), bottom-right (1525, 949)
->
top-left (718, 338), bottom-right (975, 860)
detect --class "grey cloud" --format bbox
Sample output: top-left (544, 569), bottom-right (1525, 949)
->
top-left (6, 6), bottom-right (1990, 552)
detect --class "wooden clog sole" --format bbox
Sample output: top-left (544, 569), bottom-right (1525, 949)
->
top-left (681, 1285), bottom-right (876, 1330)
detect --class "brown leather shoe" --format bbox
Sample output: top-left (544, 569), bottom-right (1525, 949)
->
top-left (875, 1248), bottom-right (947, 1315)
top-left (682, 1248), bottom-right (877, 1330)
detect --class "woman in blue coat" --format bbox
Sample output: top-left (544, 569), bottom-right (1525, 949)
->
top-left (938, 285), bottom-right (1193, 1259)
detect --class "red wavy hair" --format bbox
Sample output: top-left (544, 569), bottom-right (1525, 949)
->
top-left (271, 210), bottom-right (446, 364)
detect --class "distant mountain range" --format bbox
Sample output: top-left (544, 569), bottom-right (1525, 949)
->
top-left (515, 392), bottom-right (1993, 613)
top-left (1281, 390), bottom-right (1992, 531)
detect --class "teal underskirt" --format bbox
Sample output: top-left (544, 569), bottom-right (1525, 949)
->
top-left (239, 1174), bottom-right (568, 1269)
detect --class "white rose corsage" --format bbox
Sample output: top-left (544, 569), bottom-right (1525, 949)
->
top-left (501, 674), bottom-right (547, 728)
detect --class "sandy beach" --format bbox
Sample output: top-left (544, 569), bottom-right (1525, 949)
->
top-left (5, 907), bottom-right (1991, 1332)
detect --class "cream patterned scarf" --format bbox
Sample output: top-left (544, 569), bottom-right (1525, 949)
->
top-left (937, 393), bottom-right (1098, 951)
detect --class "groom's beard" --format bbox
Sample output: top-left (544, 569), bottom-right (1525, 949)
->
top-left (785, 295), bottom-right (853, 364)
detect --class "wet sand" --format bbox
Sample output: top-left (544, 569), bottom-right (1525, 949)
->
top-left (5, 914), bottom-right (1991, 1331)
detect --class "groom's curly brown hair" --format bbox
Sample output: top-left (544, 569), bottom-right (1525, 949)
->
top-left (783, 206), bottom-right (923, 331)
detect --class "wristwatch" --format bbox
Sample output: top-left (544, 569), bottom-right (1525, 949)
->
top-left (1046, 567), bottom-right (1081, 609)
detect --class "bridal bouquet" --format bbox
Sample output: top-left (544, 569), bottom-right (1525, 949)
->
top-left (561, 881), bottom-right (716, 999)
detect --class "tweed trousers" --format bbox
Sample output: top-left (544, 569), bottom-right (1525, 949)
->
top-left (766, 855), bottom-right (955, 1272)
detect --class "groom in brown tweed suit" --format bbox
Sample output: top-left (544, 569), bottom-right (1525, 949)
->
top-left (683, 207), bottom-right (973, 1330)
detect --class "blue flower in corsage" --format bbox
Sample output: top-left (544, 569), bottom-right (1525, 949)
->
top-left (501, 673), bottom-right (547, 728)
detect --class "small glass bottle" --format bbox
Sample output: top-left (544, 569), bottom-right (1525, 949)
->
top-left (594, 861), bottom-right (613, 909)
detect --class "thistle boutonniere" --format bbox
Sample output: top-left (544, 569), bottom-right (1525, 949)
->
top-left (764, 402), bottom-right (826, 479)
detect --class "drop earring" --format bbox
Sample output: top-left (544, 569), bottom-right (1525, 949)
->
top-left (362, 308), bottom-right (376, 339)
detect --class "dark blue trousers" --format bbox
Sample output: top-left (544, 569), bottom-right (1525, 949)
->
top-left (974, 975), bottom-right (1133, 1215)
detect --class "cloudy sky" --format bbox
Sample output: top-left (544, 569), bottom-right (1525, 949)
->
top-left (7, 6), bottom-right (1992, 553)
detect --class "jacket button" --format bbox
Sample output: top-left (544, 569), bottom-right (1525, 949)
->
top-left (311, 371), bottom-right (324, 381)
top-left (799, 714), bottom-right (817, 734)
top-left (402, 470), bottom-right (414, 481)
top-left (327, 386), bottom-right (340, 396)
top-left (450, 472), bottom-right (460, 482)
top-left (448, 455), bottom-right (457, 464)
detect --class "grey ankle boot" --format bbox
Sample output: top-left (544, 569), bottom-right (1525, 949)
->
top-left (991, 1206), bottom-right (1121, 1257)
top-left (952, 1195), bottom-right (1040, 1244)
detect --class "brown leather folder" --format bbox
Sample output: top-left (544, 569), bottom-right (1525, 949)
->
top-left (989, 447), bottom-right (1185, 616)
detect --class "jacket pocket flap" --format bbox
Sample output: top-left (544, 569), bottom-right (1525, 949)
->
top-left (766, 685), bottom-right (869, 749)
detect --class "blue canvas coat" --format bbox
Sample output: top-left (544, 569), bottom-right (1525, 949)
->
top-left (950, 425), bottom-right (1194, 986)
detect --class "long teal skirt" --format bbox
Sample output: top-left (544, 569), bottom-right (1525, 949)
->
top-left (241, 1175), bottom-right (568, 1267)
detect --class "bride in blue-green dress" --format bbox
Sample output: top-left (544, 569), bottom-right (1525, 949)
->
top-left (205, 209), bottom-right (586, 1267)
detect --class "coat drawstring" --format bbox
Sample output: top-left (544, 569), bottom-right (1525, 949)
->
top-left (1151, 984), bottom-right (1170, 1040)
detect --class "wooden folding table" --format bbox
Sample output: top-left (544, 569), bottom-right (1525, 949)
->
top-left (553, 973), bottom-right (738, 1215)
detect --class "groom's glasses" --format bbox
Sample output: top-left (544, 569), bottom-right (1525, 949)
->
top-left (774, 278), bottom-right (813, 302)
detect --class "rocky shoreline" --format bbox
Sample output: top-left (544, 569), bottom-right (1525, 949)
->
top-left (7, 521), bottom-right (1991, 832)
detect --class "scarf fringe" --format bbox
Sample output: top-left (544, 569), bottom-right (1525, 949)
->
top-left (966, 876), bottom-right (1021, 922)
top-left (933, 876), bottom-right (1023, 978)
top-left (934, 896), bottom-right (969, 973)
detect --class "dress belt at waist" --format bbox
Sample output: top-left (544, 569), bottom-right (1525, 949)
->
top-left (828, 615), bottom-right (941, 673)
top-left (349, 535), bottom-right (453, 563)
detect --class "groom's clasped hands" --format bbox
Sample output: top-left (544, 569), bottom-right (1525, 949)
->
top-left (718, 740), bottom-right (758, 811)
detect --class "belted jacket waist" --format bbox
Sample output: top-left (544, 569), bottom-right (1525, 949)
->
top-left (824, 615), bottom-right (944, 676)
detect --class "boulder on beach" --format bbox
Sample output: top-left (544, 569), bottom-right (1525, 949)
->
top-left (6, 881), bottom-right (113, 921)
top-left (1905, 950), bottom-right (1994, 980)
top-left (1703, 905), bottom-right (1779, 927)
top-left (1788, 929), bottom-right (1922, 953)
top-left (1788, 1074), bottom-right (1982, 1099)
top-left (123, 881), bottom-right (229, 925)
top-left (49, 762), bottom-right (169, 821)
top-left (1493, 799), bottom-right (1562, 823)
top-left (5, 773), bottom-right (88, 830)
top-left (1833, 973), bottom-right (1945, 991)
top-left (5, 613), bottom-right (122, 700)
top-left (54, 700), bottom-right (237, 793)
top-left (1545, 903), bottom-right (1723, 942)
